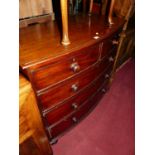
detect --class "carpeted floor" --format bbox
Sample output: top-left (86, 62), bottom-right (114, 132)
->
top-left (52, 59), bottom-right (135, 155)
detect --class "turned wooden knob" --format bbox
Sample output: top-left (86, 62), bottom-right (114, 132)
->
top-left (112, 40), bottom-right (119, 45)
top-left (105, 74), bottom-right (110, 79)
top-left (72, 117), bottom-right (78, 123)
top-left (88, 0), bottom-right (93, 16)
top-left (71, 84), bottom-right (78, 92)
top-left (72, 103), bottom-right (78, 109)
top-left (70, 62), bottom-right (80, 72)
top-left (101, 88), bottom-right (106, 93)
top-left (109, 56), bottom-right (114, 62)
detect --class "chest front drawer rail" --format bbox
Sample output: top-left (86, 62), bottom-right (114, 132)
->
top-left (37, 51), bottom-right (115, 112)
top-left (31, 44), bottom-right (100, 92)
top-left (47, 80), bottom-right (109, 140)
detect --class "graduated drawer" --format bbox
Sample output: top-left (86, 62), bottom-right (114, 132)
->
top-left (43, 69), bottom-right (111, 126)
top-left (101, 34), bottom-right (119, 59)
top-left (38, 54), bottom-right (113, 112)
top-left (47, 81), bottom-right (108, 139)
top-left (31, 44), bottom-right (100, 92)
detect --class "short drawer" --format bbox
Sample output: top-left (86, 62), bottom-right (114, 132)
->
top-left (43, 70), bottom-right (110, 126)
top-left (31, 44), bottom-right (100, 91)
top-left (37, 56), bottom-right (111, 112)
top-left (48, 82), bottom-right (107, 139)
top-left (101, 35), bottom-right (119, 59)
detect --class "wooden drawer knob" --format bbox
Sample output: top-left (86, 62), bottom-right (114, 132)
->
top-left (109, 56), bottom-right (114, 62)
top-left (71, 84), bottom-right (78, 92)
top-left (112, 40), bottom-right (119, 45)
top-left (105, 74), bottom-right (110, 79)
top-left (101, 88), bottom-right (106, 93)
top-left (71, 103), bottom-right (78, 109)
top-left (72, 117), bottom-right (78, 123)
top-left (70, 62), bottom-right (80, 72)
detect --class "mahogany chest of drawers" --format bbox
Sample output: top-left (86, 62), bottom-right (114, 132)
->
top-left (19, 14), bottom-right (124, 144)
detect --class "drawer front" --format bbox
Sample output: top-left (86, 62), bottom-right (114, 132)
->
top-left (44, 68), bottom-right (111, 126)
top-left (32, 44), bottom-right (100, 91)
top-left (38, 54), bottom-right (114, 112)
top-left (48, 82), bottom-right (108, 139)
top-left (101, 35), bottom-right (119, 59)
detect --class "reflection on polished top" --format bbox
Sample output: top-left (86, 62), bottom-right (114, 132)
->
top-left (19, 14), bottom-right (124, 69)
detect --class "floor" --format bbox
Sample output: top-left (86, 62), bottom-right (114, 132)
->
top-left (52, 59), bottom-right (135, 155)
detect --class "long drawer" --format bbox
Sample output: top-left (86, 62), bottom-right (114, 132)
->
top-left (43, 68), bottom-right (111, 127)
top-left (38, 52), bottom-right (114, 112)
top-left (47, 82), bottom-right (108, 139)
top-left (31, 43), bottom-right (100, 92)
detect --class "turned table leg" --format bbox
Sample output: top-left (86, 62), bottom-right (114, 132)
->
top-left (88, 0), bottom-right (93, 16)
top-left (60, 0), bottom-right (70, 46)
top-left (108, 0), bottom-right (115, 25)
top-left (83, 0), bottom-right (86, 13)
top-left (101, 0), bottom-right (108, 16)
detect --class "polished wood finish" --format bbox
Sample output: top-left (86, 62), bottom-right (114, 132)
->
top-left (20, 13), bottom-right (124, 143)
top-left (44, 68), bottom-right (111, 127)
top-left (31, 43), bottom-right (100, 91)
top-left (101, 0), bottom-right (108, 15)
top-left (108, 0), bottom-right (115, 25)
top-left (19, 15), bottom-right (124, 69)
top-left (60, 0), bottom-right (70, 45)
top-left (38, 55), bottom-right (113, 112)
top-left (89, 0), bottom-right (94, 15)
top-left (48, 80), bottom-right (108, 139)
top-left (83, 0), bottom-right (87, 13)
top-left (19, 74), bottom-right (53, 155)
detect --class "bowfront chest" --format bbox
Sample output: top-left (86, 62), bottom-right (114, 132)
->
top-left (20, 14), bottom-right (124, 144)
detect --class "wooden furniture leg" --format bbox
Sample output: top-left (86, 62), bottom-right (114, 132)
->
top-left (60, 0), bottom-right (70, 46)
top-left (110, 2), bottom-right (134, 83)
top-left (83, 0), bottom-right (87, 13)
top-left (108, 0), bottom-right (115, 25)
top-left (101, 0), bottom-right (108, 15)
top-left (88, 0), bottom-right (93, 16)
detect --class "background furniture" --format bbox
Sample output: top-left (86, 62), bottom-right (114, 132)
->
top-left (19, 0), bottom-right (55, 28)
top-left (19, 74), bottom-right (53, 155)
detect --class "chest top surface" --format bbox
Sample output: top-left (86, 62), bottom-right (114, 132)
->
top-left (19, 14), bottom-right (124, 70)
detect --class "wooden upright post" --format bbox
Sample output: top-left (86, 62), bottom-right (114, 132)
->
top-left (83, 0), bottom-right (87, 13)
top-left (60, 0), bottom-right (70, 46)
top-left (108, 0), bottom-right (115, 25)
top-left (88, 0), bottom-right (93, 16)
top-left (101, 0), bottom-right (108, 16)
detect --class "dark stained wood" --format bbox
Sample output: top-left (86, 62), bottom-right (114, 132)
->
top-left (19, 14), bottom-right (124, 70)
top-left (100, 33), bottom-right (119, 59)
top-left (44, 67), bottom-right (111, 127)
top-left (31, 43), bottom-right (100, 91)
top-left (48, 81), bottom-right (108, 139)
top-left (19, 13), bottom-right (124, 143)
top-left (38, 53), bottom-right (114, 112)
